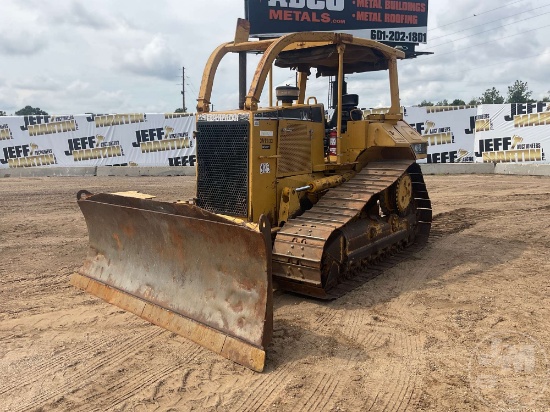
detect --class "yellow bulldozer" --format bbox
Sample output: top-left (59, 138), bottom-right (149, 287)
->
top-left (71, 22), bottom-right (432, 372)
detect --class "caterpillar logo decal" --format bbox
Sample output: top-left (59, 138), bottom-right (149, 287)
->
top-left (89, 113), bottom-right (147, 127)
top-left (65, 135), bottom-right (124, 161)
top-left (20, 115), bottom-right (78, 136)
top-left (475, 136), bottom-right (545, 163)
top-left (133, 127), bottom-right (194, 153)
top-left (1, 143), bottom-right (57, 168)
top-left (0, 124), bottom-right (12, 140)
top-left (198, 113), bottom-right (250, 122)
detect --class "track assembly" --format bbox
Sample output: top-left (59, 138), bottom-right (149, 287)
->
top-left (272, 161), bottom-right (432, 299)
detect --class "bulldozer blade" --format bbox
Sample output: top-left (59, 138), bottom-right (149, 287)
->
top-left (71, 192), bottom-right (273, 372)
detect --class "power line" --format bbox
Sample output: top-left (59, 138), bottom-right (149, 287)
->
top-left (183, 67), bottom-right (187, 111)
top-left (432, 50), bottom-right (550, 77)
top-left (428, 10), bottom-right (550, 49)
top-left (429, 3), bottom-right (550, 42)
top-left (185, 76), bottom-right (198, 96)
top-left (404, 22), bottom-right (550, 62)
top-left (429, 0), bottom-right (527, 31)
top-left (186, 82), bottom-right (196, 95)
top-left (352, 50), bottom-right (550, 95)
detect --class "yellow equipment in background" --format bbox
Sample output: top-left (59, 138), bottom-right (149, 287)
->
top-left (72, 21), bottom-right (432, 372)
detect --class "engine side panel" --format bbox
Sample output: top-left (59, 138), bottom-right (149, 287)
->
top-left (249, 119), bottom-right (279, 224)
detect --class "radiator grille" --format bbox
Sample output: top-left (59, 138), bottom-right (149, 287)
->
top-left (278, 123), bottom-right (311, 175)
top-left (196, 121), bottom-right (249, 217)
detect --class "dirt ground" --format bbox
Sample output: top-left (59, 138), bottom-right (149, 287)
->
top-left (1, 173), bottom-right (549, 412)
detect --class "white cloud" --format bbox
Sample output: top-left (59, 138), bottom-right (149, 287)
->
top-left (17, 76), bottom-right (63, 91)
top-left (119, 35), bottom-right (181, 81)
top-left (66, 80), bottom-right (91, 93)
top-left (0, 0), bottom-right (549, 114)
top-left (15, 0), bottom-right (116, 30)
top-left (0, 30), bottom-right (48, 56)
top-left (68, 1), bottom-right (113, 29)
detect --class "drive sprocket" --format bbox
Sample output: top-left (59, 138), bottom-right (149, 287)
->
top-left (395, 173), bottom-right (413, 216)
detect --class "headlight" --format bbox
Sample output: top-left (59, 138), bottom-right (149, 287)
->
top-left (412, 142), bottom-right (428, 155)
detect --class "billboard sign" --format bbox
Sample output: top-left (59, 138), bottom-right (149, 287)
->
top-left (247, 0), bottom-right (428, 44)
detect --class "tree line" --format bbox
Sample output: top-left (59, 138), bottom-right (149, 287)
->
top-left (0, 106), bottom-right (49, 116)
top-left (417, 80), bottom-right (550, 107)
top-left (2, 80), bottom-right (548, 115)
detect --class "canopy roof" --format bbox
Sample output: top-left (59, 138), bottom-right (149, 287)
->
top-left (275, 44), bottom-right (389, 76)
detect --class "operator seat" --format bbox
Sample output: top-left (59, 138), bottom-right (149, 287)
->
top-left (328, 94), bottom-right (362, 132)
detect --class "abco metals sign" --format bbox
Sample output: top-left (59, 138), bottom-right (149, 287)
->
top-left (247, 0), bottom-right (429, 44)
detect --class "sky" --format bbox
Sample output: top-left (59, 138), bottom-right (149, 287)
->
top-left (1, 0), bottom-right (549, 115)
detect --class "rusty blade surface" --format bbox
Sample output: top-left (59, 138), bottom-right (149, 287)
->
top-left (77, 193), bottom-right (272, 353)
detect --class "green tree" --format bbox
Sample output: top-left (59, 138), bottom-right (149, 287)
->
top-left (174, 108), bottom-right (186, 113)
top-left (0, 110), bottom-right (6, 116)
top-left (542, 91), bottom-right (550, 102)
top-left (468, 97), bottom-right (480, 105)
top-left (15, 106), bottom-right (48, 116)
top-left (436, 99), bottom-right (449, 106)
top-left (418, 100), bottom-right (434, 107)
top-left (480, 87), bottom-right (504, 104)
top-left (506, 80), bottom-right (533, 103)
top-left (450, 99), bottom-right (466, 106)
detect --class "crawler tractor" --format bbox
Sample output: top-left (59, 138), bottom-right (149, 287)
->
top-left (72, 22), bottom-right (432, 372)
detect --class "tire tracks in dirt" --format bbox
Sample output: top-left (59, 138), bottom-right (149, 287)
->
top-left (333, 208), bottom-right (497, 411)
top-left (243, 208), bottom-right (495, 412)
top-left (2, 177), bottom-right (549, 411)
top-left (5, 327), bottom-right (164, 412)
top-left (0, 316), bottom-right (143, 397)
top-left (232, 363), bottom-right (296, 412)
top-left (77, 345), bottom-right (205, 412)
top-left (293, 373), bottom-right (340, 412)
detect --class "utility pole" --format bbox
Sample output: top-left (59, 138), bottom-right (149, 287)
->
top-left (181, 66), bottom-right (187, 112)
top-left (239, 1), bottom-right (250, 110)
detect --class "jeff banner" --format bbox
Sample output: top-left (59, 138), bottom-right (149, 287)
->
top-left (404, 105), bottom-right (477, 163)
top-left (0, 113), bottom-right (196, 169)
top-left (3, 104), bottom-right (549, 170)
top-left (473, 103), bottom-right (549, 163)
top-left (247, 0), bottom-right (428, 43)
